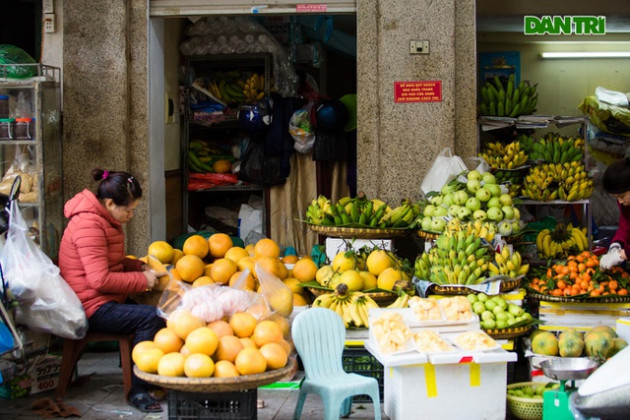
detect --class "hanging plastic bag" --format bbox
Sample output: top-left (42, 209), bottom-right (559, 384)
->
top-left (0, 201), bottom-right (87, 339)
top-left (238, 137), bottom-right (285, 186)
top-left (289, 105), bottom-right (316, 154)
top-left (420, 147), bottom-right (468, 195)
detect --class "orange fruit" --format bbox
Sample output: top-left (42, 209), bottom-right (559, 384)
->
top-left (267, 314), bottom-right (291, 338)
top-left (148, 241), bottom-right (175, 264)
top-left (215, 335), bottom-right (244, 363)
top-left (185, 327), bottom-right (219, 356)
top-left (170, 310), bottom-right (206, 340)
top-left (184, 353), bottom-right (215, 378)
top-left (212, 159), bottom-right (232, 174)
top-left (284, 278), bottom-right (303, 294)
top-left (183, 234), bottom-right (209, 259)
top-left (282, 255), bottom-right (299, 264)
top-left (366, 249), bottom-right (395, 276)
top-left (132, 340), bottom-right (157, 365)
top-left (229, 270), bottom-right (256, 291)
top-left (293, 293), bottom-right (308, 306)
top-left (207, 320), bottom-right (234, 339)
top-left (252, 320), bottom-right (283, 347)
top-left (292, 258), bottom-right (318, 282)
top-left (224, 246), bottom-right (250, 264)
top-left (213, 360), bottom-right (240, 378)
top-left (255, 256), bottom-right (282, 279)
top-left (157, 352), bottom-right (185, 376)
top-left (377, 267), bottom-right (403, 291)
top-left (208, 233), bottom-right (233, 259)
top-left (192, 276), bottom-right (215, 287)
top-left (332, 252), bottom-right (356, 272)
top-left (240, 337), bottom-right (258, 349)
top-left (279, 338), bottom-right (293, 355)
top-left (170, 267), bottom-right (182, 281)
top-left (235, 347), bottom-right (267, 375)
top-left (237, 256), bottom-right (256, 276)
top-left (175, 255), bottom-right (205, 282)
top-left (171, 249), bottom-right (185, 265)
top-left (153, 328), bottom-right (184, 354)
top-left (245, 244), bottom-right (255, 257)
top-left (259, 342), bottom-right (288, 370)
top-left (210, 258), bottom-right (238, 284)
top-left (135, 348), bottom-right (164, 373)
top-left (180, 344), bottom-right (191, 357)
top-left (246, 299), bottom-right (272, 319)
top-left (229, 312), bottom-right (258, 338)
top-left (254, 238), bottom-right (281, 259)
top-left (338, 269), bottom-right (364, 291)
top-left (276, 262), bottom-right (289, 280)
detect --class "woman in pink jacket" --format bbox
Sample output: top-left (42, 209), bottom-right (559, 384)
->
top-left (601, 157), bottom-right (630, 270)
top-left (59, 169), bottom-right (165, 413)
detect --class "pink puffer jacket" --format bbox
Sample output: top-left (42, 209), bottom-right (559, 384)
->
top-left (58, 189), bottom-right (146, 318)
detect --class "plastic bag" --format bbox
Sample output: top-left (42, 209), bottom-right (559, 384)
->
top-left (156, 279), bottom-right (258, 323)
top-left (289, 106), bottom-right (316, 154)
top-left (238, 203), bottom-right (263, 240)
top-left (255, 263), bottom-right (293, 317)
top-left (238, 138), bottom-right (285, 186)
top-left (0, 45), bottom-right (37, 79)
top-left (0, 201), bottom-right (87, 339)
top-left (420, 148), bottom-right (468, 195)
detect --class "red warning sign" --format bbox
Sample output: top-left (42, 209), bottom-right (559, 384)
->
top-left (394, 80), bottom-right (442, 103)
top-left (296, 4), bottom-right (328, 13)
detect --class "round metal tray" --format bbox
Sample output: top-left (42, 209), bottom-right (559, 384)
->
top-left (308, 224), bottom-right (409, 239)
top-left (133, 357), bottom-right (297, 393)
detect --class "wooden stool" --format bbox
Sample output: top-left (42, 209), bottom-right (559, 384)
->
top-left (55, 332), bottom-right (133, 400)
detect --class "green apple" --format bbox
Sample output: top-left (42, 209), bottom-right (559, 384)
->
top-left (475, 187), bottom-right (492, 202)
top-left (481, 319), bottom-right (496, 329)
top-left (430, 195), bottom-right (443, 206)
top-left (448, 205), bottom-right (461, 216)
top-left (467, 179), bottom-right (482, 193)
top-left (512, 207), bottom-right (521, 220)
top-left (493, 296), bottom-right (508, 309)
top-left (492, 305), bottom-right (505, 315)
top-left (466, 197), bottom-right (482, 212)
top-left (501, 205), bottom-right (515, 220)
top-left (457, 207), bottom-right (472, 219)
top-left (472, 301), bottom-right (485, 314)
top-left (485, 183), bottom-right (502, 197)
top-left (499, 193), bottom-right (513, 207)
top-left (430, 218), bottom-right (446, 232)
top-left (484, 299), bottom-right (497, 310)
top-left (498, 220), bottom-right (513, 236)
top-left (466, 293), bottom-right (478, 304)
top-left (495, 311), bottom-right (508, 321)
top-left (487, 207), bottom-right (504, 221)
top-left (442, 193), bottom-right (454, 207)
top-left (434, 206), bottom-right (448, 217)
top-left (421, 216), bottom-right (433, 231)
top-left (423, 204), bottom-right (437, 217)
top-left (477, 293), bottom-right (488, 302)
top-left (487, 197), bottom-right (502, 209)
top-left (508, 304), bottom-right (524, 316)
top-left (496, 319), bottom-right (508, 329)
top-left (473, 209), bottom-right (487, 220)
top-left (453, 190), bottom-right (469, 206)
top-left (467, 170), bottom-right (482, 181)
top-left (481, 310), bottom-right (495, 321)
top-left (482, 173), bottom-right (496, 184)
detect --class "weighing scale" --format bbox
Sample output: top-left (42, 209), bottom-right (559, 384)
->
top-left (540, 358), bottom-right (599, 420)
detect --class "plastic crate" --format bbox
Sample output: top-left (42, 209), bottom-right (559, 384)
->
top-left (341, 347), bottom-right (384, 402)
top-left (167, 389), bottom-right (257, 420)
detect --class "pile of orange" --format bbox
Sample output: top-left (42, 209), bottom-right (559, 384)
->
top-left (134, 309), bottom-right (293, 378)
top-left (528, 251), bottom-right (630, 297)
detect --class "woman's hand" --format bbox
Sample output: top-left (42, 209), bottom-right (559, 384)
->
top-left (143, 269), bottom-right (167, 290)
top-left (600, 243), bottom-right (626, 270)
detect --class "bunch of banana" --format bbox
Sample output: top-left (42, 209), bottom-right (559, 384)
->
top-left (444, 218), bottom-right (497, 243)
top-left (479, 141), bottom-right (529, 169)
top-left (536, 223), bottom-right (589, 259)
top-left (243, 73), bottom-right (266, 103)
top-left (478, 74), bottom-right (538, 117)
top-left (414, 230), bottom-right (491, 285)
top-left (305, 195), bottom-right (334, 225)
top-left (487, 247), bottom-right (529, 278)
top-left (522, 162), bottom-right (593, 201)
top-left (312, 283), bottom-right (379, 328)
top-left (204, 77), bottom-right (245, 104)
top-left (386, 293), bottom-right (411, 309)
top-left (377, 199), bottom-right (422, 228)
top-left (527, 133), bottom-right (585, 164)
top-left (493, 169), bottom-right (524, 197)
top-left (187, 139), bottom-right (235, 173)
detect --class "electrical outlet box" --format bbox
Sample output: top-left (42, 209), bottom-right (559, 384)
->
top-left (44, 14), bottom-right (55, 33)
top-left (410, 40), bottom-right (430, 55)
top-left (43, 0), bottom-right (54, 14)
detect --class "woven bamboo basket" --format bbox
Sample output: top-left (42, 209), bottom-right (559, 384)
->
top-left (308, 224), bottom-right (409, 239)
top-left (527, 292), bottom-right (630, 304)
top-left (429, 277), bottom-right (522, 296)
top-left (483, 325), bottom-right (533, 339)
top-left (133, 358), bottom-right (296, 393)
top-left (307, 287), bottom-right (398, 306)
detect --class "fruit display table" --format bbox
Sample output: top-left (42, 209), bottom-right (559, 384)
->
top-left (365, 308), bottom-right (517, 420)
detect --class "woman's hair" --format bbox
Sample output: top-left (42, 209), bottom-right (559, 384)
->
top-left (91, 168), bottom-right (142, 206)
top-left (603, 157), bottom-right (630, 194)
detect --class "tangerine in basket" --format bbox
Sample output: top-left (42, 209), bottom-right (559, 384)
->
top-left (170, 310), bottom-right (206, 340)
top-left (210, 258), bottom-right (237, 284)
top-left (184, 353), bottom-right (215, 378)
top-left (216, 335), bottom-right (245, 363)
top-left (214, 360), bottom-right (240, 378)
top-left (171, 249), bottom-right (185, 265)
top-left (148, 241), bottom-right (175, 264)
top-left (207, 320), bottom-right (234, 339)
top-left (208, 233), bottom-right (233, 258)
top-left (225, 246), bottom-right (250, 264)
top-left (183, 234), bottom-right (209, 259)
top-left (230, 312), bottom-right (258, 338)
top-left (185, 327), bottom-right (218, 356)
top-left (135, 348), bottom-right (164, 373)
top-left (229, 270), bottom-right (256, 291)
top-left (157, 352), bottom-right (185, 377)
top-left (153, 328), bottom-right (184, 354)
top-left (175, 255), bottom-right (205, 282)
top-left (252, 320), bottom-right (284, 347)
top-left (235, 347), bottom-right (267, 375)
top-left (366, 249), bottom-right (396, 276)
top-left (192, 276), bottom-right (214, 288)
top-left (259, 342), bottom-right (288, 370)
top-left (240, 337), bottom-right (258, 349)
top-left (132, 341), bottom-right (157, 365)
top-left (292, 258), bottom-right (318, 282)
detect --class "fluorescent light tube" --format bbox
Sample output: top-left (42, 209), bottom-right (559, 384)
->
top-left (540, 52), bottom-right (630, 59)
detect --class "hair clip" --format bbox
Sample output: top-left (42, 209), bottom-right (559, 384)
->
top-left (128, 176), bottom-right (134, 184)
top-left (102, 170), bottom-right (109, 180)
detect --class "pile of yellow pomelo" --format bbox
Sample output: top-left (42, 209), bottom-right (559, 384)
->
top-left (142, 234), bottom-right (316, 311)
top-left (315, 248), bottom-right (411, 292)
top-left (134, 309), bottom-right (293, 378)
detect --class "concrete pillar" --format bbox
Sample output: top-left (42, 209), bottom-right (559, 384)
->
top-left (357, 0), bottom-right (477, 203)
top-left (62, 0), bottom-right (150, 256)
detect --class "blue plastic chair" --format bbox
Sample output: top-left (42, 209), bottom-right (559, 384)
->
top-left (291, 307), bottom-right (381, 420)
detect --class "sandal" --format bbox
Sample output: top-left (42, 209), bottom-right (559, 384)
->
top-left (128, 392), bottom-right (163, 413)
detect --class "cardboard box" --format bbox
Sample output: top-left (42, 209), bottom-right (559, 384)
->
top-left (0, 355), bottom-right (63, 399)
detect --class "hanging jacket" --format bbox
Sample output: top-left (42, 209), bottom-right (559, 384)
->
top-left (58, 189), bottom-right (146, 318)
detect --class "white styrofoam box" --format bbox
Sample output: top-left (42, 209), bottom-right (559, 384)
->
top-left (324, 237), bottom-right (392, 262)
top-left (616, 318), bottom-right (630, 342)
top-left (382, 353), bottom-right (513, 420)
top-left (538, 301), bottom-right (630, 331)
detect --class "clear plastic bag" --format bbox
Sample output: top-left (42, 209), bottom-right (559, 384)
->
top-left (255, 263), bottom-right (293, 317)
top-left (420, 148), bottom-right (468, 195)
top-left (0, 201), bottom-right (87, 339)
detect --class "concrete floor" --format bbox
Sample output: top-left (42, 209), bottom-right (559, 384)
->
top-left (0, 351), bottom-right (386, 419)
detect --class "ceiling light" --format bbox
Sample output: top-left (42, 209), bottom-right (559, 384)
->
top-left (540, 52), bottom-right (630, 59)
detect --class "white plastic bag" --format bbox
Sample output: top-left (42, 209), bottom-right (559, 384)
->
top-left (238, 203), bottom-right (263, 240)
top-left (0, 201), bottom-right (87, 339)
top-left (420, 148), bottom-right (468, 195)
